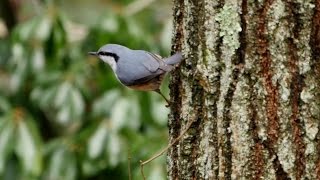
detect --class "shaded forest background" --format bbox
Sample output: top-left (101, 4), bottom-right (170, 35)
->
top-left (0, 0), bottom-right (173, 179)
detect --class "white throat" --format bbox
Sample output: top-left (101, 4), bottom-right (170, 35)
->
top-left (100, 55), bottom-right (117, 71)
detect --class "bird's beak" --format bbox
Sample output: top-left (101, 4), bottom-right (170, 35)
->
top-left (88, 52), bottom-right (97, 56)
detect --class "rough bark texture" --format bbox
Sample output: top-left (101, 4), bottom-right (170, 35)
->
top-left (168, 0), bottom-right (320, 179)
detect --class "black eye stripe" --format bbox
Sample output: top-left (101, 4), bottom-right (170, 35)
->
top-left (98, 51), bottom-right (119, 62)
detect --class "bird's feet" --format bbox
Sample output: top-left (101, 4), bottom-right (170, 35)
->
top-left (154, 89), bottom-right (171, 108)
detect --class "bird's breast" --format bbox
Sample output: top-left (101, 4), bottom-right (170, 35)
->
top-left (127, 83), bottom-right (159, 91)
top-left (127, 74), bottom-right (164, 91)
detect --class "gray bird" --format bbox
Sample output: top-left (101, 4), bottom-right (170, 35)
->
top-left (88, 44), bottom-right (183, 105)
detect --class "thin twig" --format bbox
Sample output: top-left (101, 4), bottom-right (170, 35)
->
top-left (140, 118), bottom-right (196, 179)
top-left (140, 160), bottom-right (146, 180)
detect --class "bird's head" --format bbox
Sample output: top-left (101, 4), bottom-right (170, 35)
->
top-left (89, 44), bottom-right (125, 71)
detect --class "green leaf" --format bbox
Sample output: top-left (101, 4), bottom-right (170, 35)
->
top-left (87, 121), bottom-right (108, 159)
top-left (107, 133), bottom-right (122, 167)
top-left (9, 44), bottom-right (28, 93)
top-left (55, 84), bottom-right (84, 124)
top-left (109, 95), bottom-right (141, 131)
top-left (100, 14), bottom-right (119, 33)
top-left (147, 162), bottom-right (166, 180)
top-left (13, 18), bottom-right (38, 42)
top-left (0, 117), bottom-right (14, 174)
top-left (69, 87), bottom-right (84, 119)
top-left (3, 158), bottom-right (22, 180)
top-left (32, 80), bottom-right (85, 126)
top-left (54, 82), bottom-right (71, 107)
top-left (39, 86), bottom-right (58, 108)
top-left (92, 89), bottom-right (120, 116)
top-left (34, 71), bottom-right (61, 85)
top-left (125, 17), bottom-right (141, 37)
top-left (15, 120), bottom-right (42, 176)
top-left (110, 98), bottom-right (129, 131)
top-left (35, 16), bottom-right (52, 41)
top-left (47, 149), bottom-right (65, 179)
top-left (0, 96), bottom-right (11, 113)
top-left (10, 44), bottom-right (24, 64)
top-left (10, 69), bottom-right (25, 93)
top-left (30, 48), bottom-right (45, 73)
top-left (56, 104), bottom-right (71, 124)
top-left (45, 147), bottom-right (77, 180)
top-left (150, 94), bottom-right (169, 125)
top-left (125, 96), bottom-right (140, 130)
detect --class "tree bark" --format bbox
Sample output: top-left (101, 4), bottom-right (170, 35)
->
top-left (168, 0), bottom-right (320, 179)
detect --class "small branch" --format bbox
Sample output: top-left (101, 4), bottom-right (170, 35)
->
top-left (140, 160), bottom-right (146, 180)
top-left (139, 118), bottom-right (196, 179)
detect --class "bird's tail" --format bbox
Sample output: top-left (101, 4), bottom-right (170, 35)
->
top-left (164, 52), bottom-right (183, 65)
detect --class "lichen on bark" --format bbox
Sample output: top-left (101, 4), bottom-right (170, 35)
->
top-left (168, 0), bottom-right (320, 179)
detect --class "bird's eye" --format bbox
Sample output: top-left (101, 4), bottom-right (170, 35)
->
top-left (98, 51), bottom-right (119, 62)
top-left (98, 51), bottom-right (106, 56)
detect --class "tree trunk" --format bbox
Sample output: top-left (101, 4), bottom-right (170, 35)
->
top-left (168, 0), bottom-right (320, 179)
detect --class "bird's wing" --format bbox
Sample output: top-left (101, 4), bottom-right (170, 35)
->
top-left (116, 51), bottom-right (161, 85)
top-left (143, 52), bottom-right (173, 72)
top-left (131, 52), bottom-right (170, 84)
top-left (118, 50), bottom-right (174, 86)
top-left (138, 52), bottom-right (161, 73)
top-left (130, 72), bottom-right (163, 85)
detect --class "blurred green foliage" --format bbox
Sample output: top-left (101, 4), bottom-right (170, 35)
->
top-left (0, 0), bottom-right (172, 179)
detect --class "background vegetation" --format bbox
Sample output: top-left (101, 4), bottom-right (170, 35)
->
top-left (0, 0), bottom-right (173, 179)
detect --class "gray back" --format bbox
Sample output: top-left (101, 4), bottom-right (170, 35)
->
top-left (101, 45), bottom-right (162, 85)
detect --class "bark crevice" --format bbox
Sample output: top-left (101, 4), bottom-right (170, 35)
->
top-left (284, 1), bottom-right (306, 178)
top-left (168, 0), bottom-right (185, 178)
top-left (256, 0), bottom-right (289, 179)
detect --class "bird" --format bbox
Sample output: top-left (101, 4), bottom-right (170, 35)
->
top-left (88, 44), bottom-right (183, 106)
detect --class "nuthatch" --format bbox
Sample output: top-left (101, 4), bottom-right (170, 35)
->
top-left (88, 44), bottom-right (183, 105)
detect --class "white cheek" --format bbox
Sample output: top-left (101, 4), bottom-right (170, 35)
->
top-left (100, 56), bottom-right (117, 71)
